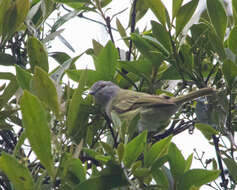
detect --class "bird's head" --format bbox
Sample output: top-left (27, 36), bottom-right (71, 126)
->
top-left (89, 81), bottom-right (120, 107)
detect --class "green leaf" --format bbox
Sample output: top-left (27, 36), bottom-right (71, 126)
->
top-left (66, 69), bottom-right (99, 86)
top-left (123, 131), bottom-right (147, 168)
top-left (1, 0), bottom-right (29, 37)
top-left (208, 31), bottom-right (226, 60)
top-left (66, 70), bottom-right (90, 142)
top-left (116, 18), bottom-right (129, 47)
top-left (92, 39), bottom-right (104, 56)
top-left (167, 143), bottom-right (185, 181)
top-left (74, 164), bottom-right (129, 190)
top-left (51, 10), bottom-right (79, 32)
top-left (151, 21), bottom-right (171, 52)
top-left (94, 41), bottom-right (118, 81)
top-left (185, 153), bottom-right (193, 172)
top-left (75, 162), bottom-right (129, 190)
top-left (131, 34), bottom-right (165, 68)
top-left (0, 53), bottom-right (16, 66)
top-left (223, 158), bottom-right (237, 183)
top-left (207, 0), bottom-right (227, 41)
top-left (50, 52), bottom-right (71, 65)
top-left (177, 169), bottom-right (220, 190)
top-left (117, 143), bottom-right (125, 162)
top-left (33, 66), bottom-right (60, 118)
top-left (15, 65), bottom-right (32, 90)
top-left (61, 155), bottom-right (86, 185)
top-left (0, 73), bottom-right (18, 108)
top-left (20, 90), bottom-right (54, 177)
top-left (132, 0), bottom-right (149, 25)
top-left (233, 0), bottom-right (237, 24)
top-left (0, 0), bottom-right (11, 35)
top-left (176, 0), bottom-right (199, 36)
top-left (222, 59), bottom-right (237, 88)
top-left (172, 0), bottom-right (183, 20)
top-left (0, 152), bottom-right (35, 190)
top-left (145, 0), bottom-right (167, 26)
top-left (118, 60), bottom-right (151, 81)
top-left (195, 123), bottom-right (218, 140)
top-left (151, 166), bottom-right (170, 189)
top-left (228, 26), bottom-right (237, 54)
top-left (27, 37), bottom-right (49, 72)
top-left (51, 54), bottom-right (82, 83)
top-left (144, 135), bottom-right (172, 167)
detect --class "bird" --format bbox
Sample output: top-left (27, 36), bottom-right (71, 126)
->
top-left (89, 81), bottom-right (216, 132)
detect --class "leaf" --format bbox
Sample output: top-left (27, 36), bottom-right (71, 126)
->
top-left (118, 60), bottom-right (151, 81)
top-left (66, 70), bottom-right (90, 142)
top-left (15, 65), bottom-right (32, 90)
top-left (58, 34), bottom-right (75, 52)
top-left (2, 0), bottom-right (30, 37)
top-left (145, 0), bottom-right (167, 26)
top-left (0, 152), bottom-right (35, 190)
top-left (233, 0), bottom-right (237, 23)
top-left (20, 91), bottom-right (54, 177)
top-left (222, 59), bottom-right (237, 88)
top-left (33, 66), bottom-right (60, 118)
top-left (223, 158), bottom-right (237, 183)
top-left (51, 10), bottom-right (79, 32)
top-left (0, 73), bottom-right (18, 108)
top-left (61, 155), bottom-right (86, 185)
top-left (151, 167), bottom-right (170, 189)
top-left (144, 135), bottom-right (172, 167)
top-left (0, 0), bottom-right (11, 35)
top-left (50, 52), bottom-right (71, 65)
top-left (27, 37), bottom-right (49, 72)
top-left (117, 143), bottom-right (125, 162)
top-left (185, 153), bottom-right (193, 172)
top-left (116, 18), bottom-right (129, 47)
top-left (151, 20), bottom-right (171, 52)
top-left (177, 169), bottom-right (220, 190)
top-left (75, 162), bottom-right (129, 190)
top-left (128, 0), bottom-right (148, 27)
top-left (50, 55), bottom-right (82, 83)
top-left (94, 41), bottom-right (118, 81)
top-left (195, 123), bottom-right (218, 140)
top-left (131, 34), bottom-right (165, 68)
top-left (172, 0), bottom-right (183, 20)
top-left (176, 0), bottom-right (199, 36)
top-left (167, 143), bottom-right (186, 181)
top-left (123, 131), bottom-right (147, 168)
top-left (0, 53), bottom-right (16, 66)
top-left (42, 28), bottom-right (65, 43)
top-left (208, 31), bottom-right (226, 60)
top-left (92, 39), bottom-right (103, 56)
top-left (66, 69), bottom-right (99, 86)
top-left (228, 26), bottom-right (237, 54)
top-left (207, 0), bottom-right (227, 41)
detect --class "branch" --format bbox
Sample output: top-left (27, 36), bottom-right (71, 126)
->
top-left (102, 113), bottom-right (118, 148)
top-left (127, 0), bottom-right (138, 61)
top-left (212, 135), bottom-right (228, 189)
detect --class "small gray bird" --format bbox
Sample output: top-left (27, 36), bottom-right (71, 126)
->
top-left (89, 81), bottom-right (215, 132)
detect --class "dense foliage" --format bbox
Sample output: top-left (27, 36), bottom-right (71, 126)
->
top-left (0, 0), bottom-right (237, 189)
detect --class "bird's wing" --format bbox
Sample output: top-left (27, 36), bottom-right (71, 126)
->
top-left (111, 89), bottom-right (175, 114)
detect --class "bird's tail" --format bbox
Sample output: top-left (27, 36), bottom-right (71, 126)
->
top-left (172, 88), bottom-right (216, 105)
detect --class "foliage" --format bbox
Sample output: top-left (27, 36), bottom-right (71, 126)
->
top-left (0, 0), bottom-right (237, 189)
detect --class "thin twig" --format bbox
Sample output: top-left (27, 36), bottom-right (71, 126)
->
top-left (102, 113), bottom-right (118, 148)
top-left (61, 5), bottom-right (118, 31)
top-left (127, 0), bottom-right (138, 61)
top-left (105, 16), bottom-right (115, 43)
top-left (212, 135), bottom-right (228, 189)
